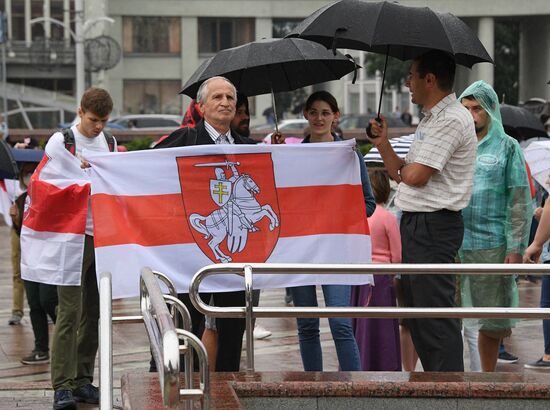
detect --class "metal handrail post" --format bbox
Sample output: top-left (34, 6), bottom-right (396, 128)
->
top-left (140, 268), bottom-right (180, 408)
top-left (163, 294), bottom-right (194, 408)
top-left (244, 265), bottom-right (255, 375)
top-left (99, 272), bottom-right (113, 410)
top-left (176, 329), bottom-right (210, 410)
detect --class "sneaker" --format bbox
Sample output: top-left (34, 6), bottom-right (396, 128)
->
top-left (53, 389), bottom-right (76, 410)
top-left (21, 350), bottom-right (49, 365)
top-left (8, 311), bottom-right (23, 325)
top-left (524, 358), bottom-right (550, 370)
top-left (253, 325), bottom-right (272, 340)
top-left (73, 383), bottom-right (99, 404)
top-left (498, 351), bottom-right (519, 363)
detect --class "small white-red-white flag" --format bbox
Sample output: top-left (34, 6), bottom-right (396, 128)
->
top-left (87, 140), bottom-right (373, 299)
top-left (20, 138), bottom-right (90, 286)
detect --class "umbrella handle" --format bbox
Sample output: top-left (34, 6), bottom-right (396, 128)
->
top-left (376, 46), bottom-right (390, 121)
top-left (270, 88), bottom-right (279, 133)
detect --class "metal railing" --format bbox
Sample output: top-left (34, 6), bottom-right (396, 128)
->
top-left (188, 263), bottom-right (550, 373)
top-left (99, 269), bottom-right (210, 410)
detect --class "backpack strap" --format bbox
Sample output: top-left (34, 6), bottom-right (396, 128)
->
top-left (61, 128), bottom-right (76, 156)
top-left (61, 128), bottom-right (116, 155)
top-left (103, 130), bottom-right (116, 152)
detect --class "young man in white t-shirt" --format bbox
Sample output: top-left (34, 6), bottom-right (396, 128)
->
top-left (49, 87), bottom-right (115, 410)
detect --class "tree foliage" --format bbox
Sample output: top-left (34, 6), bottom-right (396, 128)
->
top-left (365, 53), bottom-right (410, 92)
top-left (494, 21), bottom-right (519, 105)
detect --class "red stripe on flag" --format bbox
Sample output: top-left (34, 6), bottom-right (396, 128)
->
top-left (0, 179), bottom-right (6, 191)
top-left (92, 193), bottom-right (192, 247)
top-left (92, 184), bottom-right (369, 248)
top-left (277, 185), bottom-right (369, 237)
top-left (24, 157), bottom-right (90, 234)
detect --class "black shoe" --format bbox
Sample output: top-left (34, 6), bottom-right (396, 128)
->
top-left (498, 351), bottom-right (519, 363)
top-left (73, 383), bottom-right (99, 404)
top-left (53, 389), bottom-right (76, 410)
top-left (524, 358), bottom-right (550, 370)
top-left (21, 350), bottom-right (49, 365)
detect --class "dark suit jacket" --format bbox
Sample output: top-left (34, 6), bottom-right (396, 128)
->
top-left (154, 118), bottom-right (253, 372)
top-left (155, 119), bottom-right (256, 148)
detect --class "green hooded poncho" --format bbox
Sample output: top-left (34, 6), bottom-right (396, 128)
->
top-left (458, 80), bottom-right (532, 331)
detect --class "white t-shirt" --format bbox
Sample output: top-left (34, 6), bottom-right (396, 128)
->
top-left (49, 125), bottom-right (115, 235)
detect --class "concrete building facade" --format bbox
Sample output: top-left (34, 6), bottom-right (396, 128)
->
top-left (1, 0), bottom-right (549, 126)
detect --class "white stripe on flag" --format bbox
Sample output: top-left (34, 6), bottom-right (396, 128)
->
top-left (86, 140), bottom-right (361, 196)
top-left (96, 234), bottom-right (372, 299)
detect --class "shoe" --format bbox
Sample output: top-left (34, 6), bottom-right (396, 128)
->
top-left (498, 351), bottom-right (519, 363)
top-left (8, 311), bottom-right (23, 325)
top-left (253, 325), bottom-right (272, 340)
top-left (21, 350), bottom-right (49, 365)
top-left (73, 383), bottom-right (99, 404)
top-left (524, 358), bottom-right (550, 370)
top-left (53, 389), bottom-right (76, 410)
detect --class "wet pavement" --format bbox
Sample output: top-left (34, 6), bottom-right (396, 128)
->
top-left (0, 222), bottom-right (548, 408)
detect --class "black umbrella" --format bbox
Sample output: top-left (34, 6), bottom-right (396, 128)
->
top-left (180, 37), bottom-right (358, 131)
top-left (287, 0), bottom-right (494, 118)
top-left (0, 139), bottom-right (18, 179)
top-left (501, 104), bottom-right (546, 140)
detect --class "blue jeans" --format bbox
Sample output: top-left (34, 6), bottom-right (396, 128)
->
top-left (290, 285), bottom-right (360, 371)
top-left (541, 267), bottom-right (550, 355)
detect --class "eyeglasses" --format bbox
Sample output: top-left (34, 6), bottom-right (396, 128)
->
top-left (306, 109), bottom-right (334, 118)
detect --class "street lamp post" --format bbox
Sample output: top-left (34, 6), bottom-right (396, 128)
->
top-left (29, 4), bottom-right (113, 101)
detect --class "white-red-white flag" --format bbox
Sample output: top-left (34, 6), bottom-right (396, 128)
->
top-left (88, 140), bottom-right (373, 299)
top-left (0, 180), bottom-right (13, 226)
top-left (20, 138), bottom-right (90, 285)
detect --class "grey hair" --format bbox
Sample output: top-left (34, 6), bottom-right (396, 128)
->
top-left (196, 76), bottom-right (236, 104)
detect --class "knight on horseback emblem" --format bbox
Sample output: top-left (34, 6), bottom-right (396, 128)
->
top-left (189, 160), bottom-right (280, 263)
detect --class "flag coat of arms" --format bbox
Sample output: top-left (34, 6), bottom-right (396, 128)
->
top-left (20, 138), bottom-right (91, 285)
top-left (87, 140), bottom-right (373, 299)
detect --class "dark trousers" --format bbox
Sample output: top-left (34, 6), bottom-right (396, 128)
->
top-left (51, 235), bottom-right (99, 390)
top-left (24, 280), bottom-right (58, 352)
top-left (178, 291), bottom-right (246, 372)
top-left (400, 210), bottom-right (464, 372)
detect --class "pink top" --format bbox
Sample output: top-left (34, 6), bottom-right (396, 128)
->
top-left (368, 205), bottom-right (402, 264)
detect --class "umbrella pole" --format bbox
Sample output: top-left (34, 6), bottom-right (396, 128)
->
top-left (376, 46), bottom-right (390, 121)
top-left (270, 87), bottom-right (279, 133)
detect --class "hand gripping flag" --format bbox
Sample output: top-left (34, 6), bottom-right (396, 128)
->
top-left (87, 140), bottom-right (373, 299)
top-left (20, 138), bottom-right (91, 285)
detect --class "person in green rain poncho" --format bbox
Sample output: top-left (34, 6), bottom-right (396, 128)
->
top-left (459, 80), bottom-right (532, 372)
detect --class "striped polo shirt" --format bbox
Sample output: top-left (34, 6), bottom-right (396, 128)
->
top-left (395, 93), bottom-right (477, 212)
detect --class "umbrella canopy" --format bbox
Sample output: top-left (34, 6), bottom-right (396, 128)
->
top-left (180, 37), bottom-right (357, 98)
top-left (287, 0), bottom-right (493, 67)
top-left (500, 104), bottom-right (546, 140)
top-left (364, 134), bottom-right (414, 163)
top-left (523, 140), bottom-right (550, 192)
top-left (0, 140), bottom-right (19, 179)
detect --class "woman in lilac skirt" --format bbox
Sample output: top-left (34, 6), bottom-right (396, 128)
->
top-left (351, 169), bottom-right (401, 370)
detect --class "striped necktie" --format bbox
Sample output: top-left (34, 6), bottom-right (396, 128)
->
top-left (216, 133), bottom-right (229, 144)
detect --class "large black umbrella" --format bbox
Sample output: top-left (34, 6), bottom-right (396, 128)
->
top-left (287, 0), bottom-right (493, 117)
top-left (501, 104), bottom-right (546, 140)
top-left (0, 139), bottom-right (18, 179)
top-left (180, 37), bottom-right (357, 130)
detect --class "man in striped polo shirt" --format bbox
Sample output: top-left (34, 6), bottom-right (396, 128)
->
top-left (368, 50), bottom-right (477, 372)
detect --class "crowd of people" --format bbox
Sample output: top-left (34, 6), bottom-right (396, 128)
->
top-left (3, 47), bottom-right (550, 410)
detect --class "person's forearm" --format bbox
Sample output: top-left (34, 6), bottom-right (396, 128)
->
top-left (377, 140), bottom-right (405, 181)
top-left (532, 199), bottom-right (550, 247)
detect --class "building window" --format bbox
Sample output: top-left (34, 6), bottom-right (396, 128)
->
top-left (123, 16), bottom-right (181, 54)
top-left (198, 18), bottom-right (254, 54)
top-left (123, 80), bottom-right (182, 114)
top-left (272, 18), bottom-right (302, 38)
